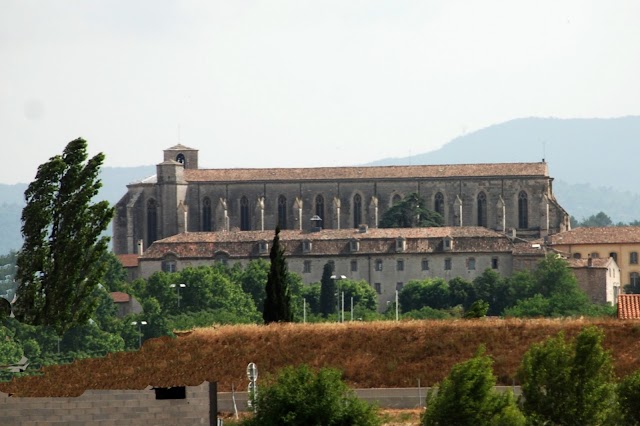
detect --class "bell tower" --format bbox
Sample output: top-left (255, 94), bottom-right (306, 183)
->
top-left (163, 144), bottom-right (199, 170)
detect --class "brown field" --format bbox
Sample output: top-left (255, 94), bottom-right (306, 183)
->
top-left (2, 318), bottom-right (640, 397)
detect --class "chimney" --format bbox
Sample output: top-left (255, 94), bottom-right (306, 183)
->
top-left (137, 239), bottom-right (144, 256)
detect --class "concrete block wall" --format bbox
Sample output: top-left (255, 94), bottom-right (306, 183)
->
top-left (0, 382), bottom-right (212, 426)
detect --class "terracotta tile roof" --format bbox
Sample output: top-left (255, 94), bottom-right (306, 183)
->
top-left (183, 162), bottom-right (548, 183)
top-left (110, 292), bottom-right (131, 303)
top-left (116, 254), bottom-right (139, 268)
top-left (141, 227), bottom-right (514, 260)
top-left (165, 143), bottom-right (197, 151)
top-left (566, 258), bottom-right (612, 269)
top-left (550, 227), bottom-right (640, 245)
top-left (618, 294), bottom-right (640, 319)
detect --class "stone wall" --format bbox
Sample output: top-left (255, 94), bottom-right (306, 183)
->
top-left (0, 382), bottom-right (214, 426)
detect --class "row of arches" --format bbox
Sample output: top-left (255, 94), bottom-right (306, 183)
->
top-left (145, 191), bottom-right (530, 243)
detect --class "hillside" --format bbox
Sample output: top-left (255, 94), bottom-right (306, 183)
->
top-left (366, 116), bottom-right (640, 193)
top-left (2, 318), bottom-right (640, 397)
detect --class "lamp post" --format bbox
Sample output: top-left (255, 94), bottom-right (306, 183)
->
top-left (330, 274), bottom-right (346, 322)
top-left (170, 283), bottom-right (187, 308)
top-left (131, 320), bottom-right (148, 348)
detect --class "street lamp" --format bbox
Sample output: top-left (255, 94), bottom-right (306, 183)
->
top-left (170, 283), bottom-right (187, 308)
top-left (330, 274), bottom-right (346, 322)
top-left (131, 320), bottom-right (148, 348)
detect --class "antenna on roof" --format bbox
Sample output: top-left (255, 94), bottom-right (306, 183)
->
top-left (542, 140), bottom-right (546, 163)
top-left (178, 124), bottom-right (181, 144)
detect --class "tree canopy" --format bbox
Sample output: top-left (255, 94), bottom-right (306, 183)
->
top-left (379, 193), bottom-right (443, 228)
top-left (14, 138), bottom-right (113, 336)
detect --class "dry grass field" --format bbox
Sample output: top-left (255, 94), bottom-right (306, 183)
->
top-left (2, 318), bottom-right (640, 397)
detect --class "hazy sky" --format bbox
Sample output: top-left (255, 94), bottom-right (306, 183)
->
top-left (1, 1), bottom-right (639, 184)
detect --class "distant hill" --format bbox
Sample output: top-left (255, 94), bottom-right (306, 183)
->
top-left (366, 116), bottom-right (640, 193)
top-left (0, 165), bottom-right (155, 255)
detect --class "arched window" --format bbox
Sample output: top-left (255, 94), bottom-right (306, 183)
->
top-left (518, 191), bottom-right (528, 229)
top-left (353, 194), bottom-right (362, 228)
top-left (392, 194), bottom-right (402, 205)
top-left (278, 195), bottom-right (287, 229)
top-left (315, 195), bottom-right (325, 222)
top-left (477, 192), bottom-right (487, 227)
top-left (240, 196), bottom-right (250, 231)
top-left (175, 153), bottom-right (185, 165)
top-left (147, 199), bottom-right (157, 245)
top-left (573, 253), bottom-right (582, 259)
top-left (202, 197), bottom-right (212, 231)
top-left (434, 192), bottom-right (444, 217)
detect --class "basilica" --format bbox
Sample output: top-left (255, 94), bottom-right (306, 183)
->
top-left (112, 144), bottom-right (570, 256)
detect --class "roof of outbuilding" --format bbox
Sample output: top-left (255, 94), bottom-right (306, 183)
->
top-left (183, 162), bottom-right (548, 183)
top-left (618, 294), bottom-right (640, 319)
top-left (550, 227), bottom-right (640, 245)
top-left (116, 254), bottom-right (139, 268)
top-left (110, 292), bottom-right (131, 303)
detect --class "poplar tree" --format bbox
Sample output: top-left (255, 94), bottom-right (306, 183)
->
top-left (14, 138), bottom-right (113, 336)
top-left (263, 227), bottom-right (293, 324)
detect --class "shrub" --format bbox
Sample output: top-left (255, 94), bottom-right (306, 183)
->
top-left (423, 346), bottom-right (524, 426)
top-left (241, 365), bottom-right (380, 426)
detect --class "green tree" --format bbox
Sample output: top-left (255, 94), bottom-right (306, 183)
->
top-left (236, 259), bottom-right (269, 312)
top-left (263, 227), bottom-right (293, 324)
top-left (336, 279), bottom-right (378, 317)
top-left (242, 365), bottom-right (380, 426)
top-left (518, 326), bottom-right (616, 425)
top-left (14, 138), bottom-right (113, 336)
top-left (319, 263), bottom-right (337, 318)
top-left (505, 255), bottom-right (594, 317)
top-left (579, 211), bottom-right (613, 227)
top-left (0, 325), bottom-right (23, 365)
top-left (423, 346), bottom-right (524, 426)
top-left (473, 269), bottom-right (514, 316)
top-left (399, 278), bottom-right (451, 312)
top-left (618, 370), bottom-right (640, 425)
top-left (379, 193), bottom-right (443, 228)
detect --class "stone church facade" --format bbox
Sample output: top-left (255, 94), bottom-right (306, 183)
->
top-left (112, 144), bottom-right (570, 256)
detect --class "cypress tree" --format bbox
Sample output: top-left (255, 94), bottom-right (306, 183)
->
top-left (319, 262), bottom-right (336, 318)
top-left (263, 227), bottom-right (293, 324)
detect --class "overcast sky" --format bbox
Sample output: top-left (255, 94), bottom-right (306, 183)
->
top-left (1, 1), bottom-right (639, 184)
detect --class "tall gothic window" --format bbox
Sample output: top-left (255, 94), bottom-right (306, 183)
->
top-left (240, 196), bottom-right (250, 231)
top-left (477, 192), bottom-right (487, 227)
top-left (278, 195), bottom-right (287, 229)
top-left (353, 194), bottom-right (362, 228)
top-left (434, 192), bottom-right (444, 217)
top-left (147, 199), bottom-right (157, 245)
top-left (202, 197), bottom-right (212, 231)
top-left (392, 194), bottom-right (402, 205)
top-left (315, 195), bottom-right (325, 222)
top-left (518, 191), bottom-right (528, 229)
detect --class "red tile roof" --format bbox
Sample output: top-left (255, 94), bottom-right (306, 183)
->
top-left (117, 254), bottom-right (139, 268)
top-left (550, 227), bottom-right (640, 245)
top-left (567, 258), bottom-right (613, 269)
top-left (110, 292), bottom-right (131, 304)
top-left (183, 162), bottom-right (549, 183)
top-left (141, 227), bottom-right (514, 259)
top-left (618, 294), bottom-right (640, 319)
